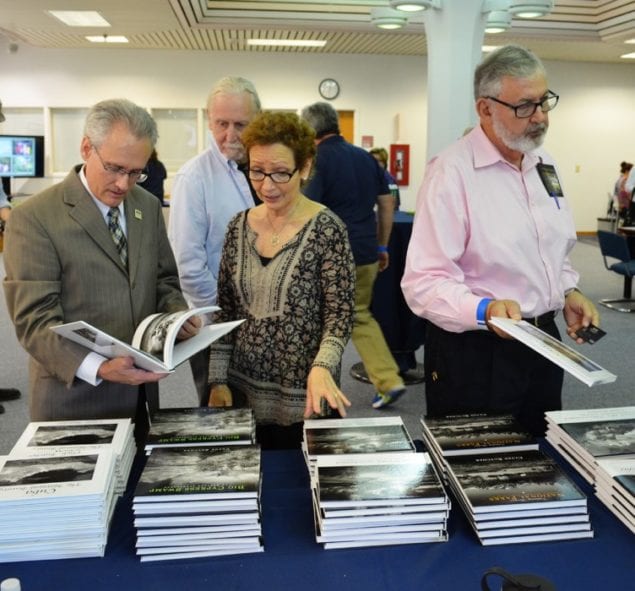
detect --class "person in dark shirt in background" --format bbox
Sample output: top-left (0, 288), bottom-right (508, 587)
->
top-left (139, 149), bottom-right (167, 205)
top-left (301, 102), bottom-right (406, 410)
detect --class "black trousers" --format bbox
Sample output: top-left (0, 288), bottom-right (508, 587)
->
top-left (423, 320), bottom-right (564, 436)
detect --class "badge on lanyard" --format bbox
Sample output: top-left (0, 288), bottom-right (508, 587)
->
top-left (536, 162), bottom-right (563, 209)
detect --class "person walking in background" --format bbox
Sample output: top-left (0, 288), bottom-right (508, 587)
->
top-left (208, 111), bottom-right (355, 449)
top-left (301, 102), bottom-right (406, 410)
top-left (138, 149), bottom-right (167, 205)
top-left (168, 76), bottom-right (261, 405)
top-left (402, 45), bottom-right (599, 436)
top-left (3, 99), bottom-right (197, 442)
top-left (370, 146), bottom-right (400, 210)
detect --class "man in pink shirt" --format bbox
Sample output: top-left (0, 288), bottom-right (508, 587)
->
top-left (401, 45), bottom-right (599, 435)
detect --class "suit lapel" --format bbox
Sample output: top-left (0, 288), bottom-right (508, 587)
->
top-left (124, 196), bottom-right (144, 282)
top-left (63, 171), bottom-right (129, 274)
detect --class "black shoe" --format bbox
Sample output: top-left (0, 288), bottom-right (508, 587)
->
top-left (0, 404), bottom-right (4, 414)
top-left (0, 388), bottom-right (21, 402)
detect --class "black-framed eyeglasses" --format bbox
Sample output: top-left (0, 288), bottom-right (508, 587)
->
top-left (248, 168), bottom-right (298, 184)
top-left (92, 145), bottom-right (148, 183)
top-left (484, 90), bottom-right (559, 119)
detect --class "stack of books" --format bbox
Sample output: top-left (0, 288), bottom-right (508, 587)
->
top-left (444, 449), bottom-right (593, 545)
top-left (10, 418), bottom-right (136, 495)
top-left (0, 447), bottom-right (119, 562)
top-left (144, 407), bottom-right (256, 454)
top-left (132, 445), bottom-right (263, 562)
top-left (420, 413), bottom-right (538, 483)
top-left (421, 412), bottom-right (593, 545)
top-left (311, 452), bottom-right (450, 549)
top-left (594, 458), bottom-right (635, 533)
top-left (545, 406), bottom-right (635, 533)
top-left (303, 417), bottom-right (450, 549)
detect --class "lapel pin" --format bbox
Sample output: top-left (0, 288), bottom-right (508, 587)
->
top-left (134, 209), bottom-right (143, 220)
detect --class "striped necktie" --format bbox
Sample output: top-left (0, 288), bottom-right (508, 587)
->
top-left (107, 206), bottom-right (128, 267)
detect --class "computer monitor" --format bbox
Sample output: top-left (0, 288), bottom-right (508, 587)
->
top-left (0, 134), bottom-right (45, 179)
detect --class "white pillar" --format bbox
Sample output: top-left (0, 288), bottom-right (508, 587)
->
top-left (423, 0), bottom-right (488, 159)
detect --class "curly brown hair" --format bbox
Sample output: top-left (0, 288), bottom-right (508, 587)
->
top-left (241, 111), bottom-right (316, 170)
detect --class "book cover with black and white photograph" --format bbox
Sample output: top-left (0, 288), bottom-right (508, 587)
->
top-left (134, 445), bottom-right (261, 502)
top-left (10, 418), bottom-right (135, 494)
top-left (421, 412), bottom-right (538, 456)
top-left (0, 449), bottom-right (116, 504)
top-left (545, 407), bottom-right (635, 486)
top-left (445, 449), bottom-right (588, 515)
top-left (303, 417), bottom-right (415, 473)
top-left (145, 407), bottom-right (256, 451)
top-left (314, 452), bottom-right (448, 508)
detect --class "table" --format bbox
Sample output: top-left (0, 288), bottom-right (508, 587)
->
top-left (351, 211), bottom-right (426, 385)
top-left (2, 447), bottom-right (633, 590)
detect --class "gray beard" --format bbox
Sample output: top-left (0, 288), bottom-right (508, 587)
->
top-left (492, 116), bottom-right (547, 153)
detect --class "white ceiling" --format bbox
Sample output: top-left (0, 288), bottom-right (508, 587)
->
top-left (0, 0), bottom-right (634, 64)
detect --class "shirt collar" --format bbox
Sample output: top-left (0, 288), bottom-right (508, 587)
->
top-left (469, 125), bottom-right (541, 172)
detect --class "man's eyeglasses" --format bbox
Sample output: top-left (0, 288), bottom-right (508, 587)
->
top-left (92, 145), bottom-right (148, 183)
top-left (484, 91), bottom-right (559, 119)
top-left (248, 168), bottom-right (298, 184)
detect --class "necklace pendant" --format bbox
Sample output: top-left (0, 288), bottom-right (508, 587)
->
top-left (271, 233), bottom-right (280, 246)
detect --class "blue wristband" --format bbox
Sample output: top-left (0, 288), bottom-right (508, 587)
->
top-left (476, 298), bottom-right (493, 326)
top-left (377, 245), bottom-right (388, 254)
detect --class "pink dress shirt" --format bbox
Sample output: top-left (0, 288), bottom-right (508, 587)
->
top-left (401, 126), bottom-right (579, 333)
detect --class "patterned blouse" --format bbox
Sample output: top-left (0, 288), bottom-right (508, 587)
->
top-left (209, 207), bottom-right (355, 426)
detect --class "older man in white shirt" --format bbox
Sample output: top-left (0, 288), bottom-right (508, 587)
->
top-left (168, 76), bottom-right (261, 404)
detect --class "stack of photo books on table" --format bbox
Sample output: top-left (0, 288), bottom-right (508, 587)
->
top-left (593, 457), bottom-right (635, 534)
top-left (544, 406), bottom-right (635, 533)
top-left (310, 452), bottom-right (450, 549)
top-left (132, 445), bottom-right (263, 562)
top-left (421, 412), bottom-right (593, 545)
top-left (9, 418), bottom-right (136, 495)
top-left (303, 417), bottom-right (450, 549)
top-left (0, 446), bottom-right (120, 562)
top-left (144, 407), bottom-right (256, 454)
top-left (444, 449), bottom-right (593, 545)
top-left (420, 413), bottom-right (539, 483)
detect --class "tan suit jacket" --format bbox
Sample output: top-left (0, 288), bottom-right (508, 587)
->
top-left (3, 167), bottom-right (187, 421)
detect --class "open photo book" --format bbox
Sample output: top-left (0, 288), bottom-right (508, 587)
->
top-left (488, 318), bottom-right (616, 387)
top-left (51, 305), bottom-right (244, 374)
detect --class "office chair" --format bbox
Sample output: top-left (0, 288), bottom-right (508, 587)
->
top-left (596, 230), bottom-right (635, 312)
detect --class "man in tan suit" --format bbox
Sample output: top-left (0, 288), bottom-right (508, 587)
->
top-left (3, 99), bottom-right (197, 440)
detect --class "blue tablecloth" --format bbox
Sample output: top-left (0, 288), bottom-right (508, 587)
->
top-left (2, 446), bottom-right (633, 590)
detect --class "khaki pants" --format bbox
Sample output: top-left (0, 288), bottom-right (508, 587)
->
top-left (352, 263), bottom-right (403, 395)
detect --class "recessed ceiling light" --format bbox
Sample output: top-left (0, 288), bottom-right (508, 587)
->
top-left (86, 35), bottom-right (129, 44)
top-left (482, 45), bottom-right (501, 52)
top-left (620, 52), bottom-right (635, 59)
top-left (247, 39), bottom-right (327, 48)
top-left (625, 39), bottom-right (635, 44)
top-left (48, 10), bottom-right (110, 27)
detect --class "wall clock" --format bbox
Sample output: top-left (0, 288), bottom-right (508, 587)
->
top-left (318, 78), bottom-right (340, 100)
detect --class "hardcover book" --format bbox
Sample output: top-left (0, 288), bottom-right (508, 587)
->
top-left (145, 407), bottom-right (255, 451)
top-left (303, 417), bottom-right (415, 461)
top-left (51, 305), bottom-right (243, 373)
top-left (488, 317), bottom-right (616, 387)
top-left (314, 452), bottom-right (448, 508)
top-left (421, 412), bottom-right (538, 456)
top-left (134, 445), bottom-right (261, 502)
top-left (444, 449), bottom-right (588, 514)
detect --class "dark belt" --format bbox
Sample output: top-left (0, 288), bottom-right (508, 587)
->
top-left (521, 310), bottom-right (557, 328)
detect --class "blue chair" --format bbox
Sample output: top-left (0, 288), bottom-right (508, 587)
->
top-left (596, 230), bottom-right (635, 312)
